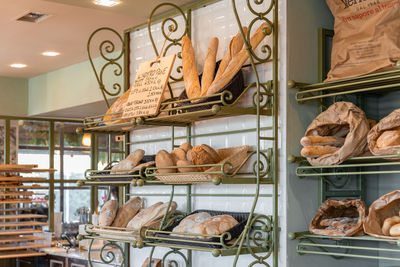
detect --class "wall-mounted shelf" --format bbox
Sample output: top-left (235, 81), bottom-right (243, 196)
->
top-left (289, 231), bottom-right (400, 262)
top-left (289, 65), bottom-right (400, 103)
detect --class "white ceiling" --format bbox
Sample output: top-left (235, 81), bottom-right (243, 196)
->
top-left (1, 0), bottom-right (195, 78)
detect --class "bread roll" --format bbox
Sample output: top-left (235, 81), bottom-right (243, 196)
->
top-left (179, 142), bottom-right (192, 153)
top-left (206, 23), bottom-right (270, 96)
top-left (382, 216), bottom-right (400, 236)
top-left (301, 145), bottom-right (339, 158)
top-left (301, 136), bottom-right (345, 147)
top-left (177, 160), bottom-right (198, 173)
top-left (186, 149), bottom-right (193, 161)
top-left (111, 197), bottom-right (143, 228)
top-left (182, 36), bottom-right (201, 99)
top-left (214, 27), bottom-right (247, 81)
top-left (155, 150), bottom-right (176, 173)
top-left (170, 148), bottom-right (187, 164)
top-left (127, 201), bottom-right (177, 230)
top-left (191, 215), bottom-right (239, 238)
top-left (191, 144), bottom-right (222, 171)
top-left (111, 149), bottom-right (145, 174)
top-left (376, 130), bottom-right (400, 148)
top-left (200, 37), bottom-right (219, 96)
top-left (390, 223), bottom-right (400, 236)
top-left (99, 200), bottom-right (118, 226)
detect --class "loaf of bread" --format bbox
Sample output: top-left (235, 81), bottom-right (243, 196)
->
top-left (214, 27), bottom-right (247, 81)
top-left (179, 142), bottom-right (192, 153)
top-left (111, 149), bottom-right (145, 174)
top-left (206, 23), bottom-right (270, 96)
top-left (111, 197), bottom-right (143, 228)
top-left (170, 148), bottom-right (187, 164)
top-left (99, 199), bottom-right (119, 226)
top-left (320, 217), bottom-right (358, 232)
top-left (376, 130), bottom-right (400, 148)
top-left (155, 150), bottom-right (176, 173)
top-left (177, 160), bottom-right (198, 173)
top-left (127, 201), bottom-right (177, 230)
top-left (172, 212), bottom-right (211, 233)
top-left (191, 215), bottom-right (239, 238)
top-left (182, 36), bottom-right (201, 99)
top-left (103, 89), bottom-right (132, 125)
top-left (301, 145), bottom-right (339, 158)
top-left (382, 216), bottom-right (400, 236)
top-left (390, 223), bottom-right (400, 236)
top-left (200, 37), bottom-right (219, 96)
top-left (191, 144), bottom-right (222, 171)
top-left (300, 136), bottom-right (345, 147)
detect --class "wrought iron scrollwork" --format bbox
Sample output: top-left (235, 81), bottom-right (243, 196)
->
top-left (87, 27), bottom-right (126, 108)
top-left (88, 238), bottom-right (127, 267)
top-left (246, 215), bottom-right (273, 267)
top-left (162, 249), bottom-right (190, 267)
top-left (148, 3), bottom-right (189, 82)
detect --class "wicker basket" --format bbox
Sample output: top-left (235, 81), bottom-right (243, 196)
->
top-left (155, 145), bottom-right (249, 184)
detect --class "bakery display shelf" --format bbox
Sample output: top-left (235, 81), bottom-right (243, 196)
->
top-left (0, 185), bottom-right (48, 190)
top-left (288, 231), bottom-right (400, 262)
top-left (0, 250), bottom-right (46, 259)
top-left (0, 236), bottom-right (46, 243)
top-left (0, 199), bottom-right (47, 204)
top-left (0, 242), bottom-right (47, 251)
top-left (0, 176), bottom-right (47, 182)
top-left (0, 229), bottom-right (43, 236)
top-left (0, 191), bottom-right (34, 197)
top-left (289, 65), bottom-right (400, 103)
top-left (0, 168), bottom-right (55, 173)
top-left (0, 214), bottom-right (47, 220)
top-left (0, 221), bottom-right (48, 228)
top-left (288, 153), bottom-right (400, 177)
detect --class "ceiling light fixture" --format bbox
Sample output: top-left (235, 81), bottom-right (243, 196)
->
top-left (10, 63), bottom-right (27, 68)
top-left (42, 51), bottom-right (60, 57)
top-left (93, 0), bottom-right (121, 7)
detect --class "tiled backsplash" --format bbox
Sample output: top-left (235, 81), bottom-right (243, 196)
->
top-left (128, 0), bottom-right (280, 266)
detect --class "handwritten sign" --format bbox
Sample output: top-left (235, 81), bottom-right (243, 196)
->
top-left (122, 54), bottom-right (176, 119)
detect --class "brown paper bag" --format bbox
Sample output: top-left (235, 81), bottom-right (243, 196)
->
top-left (368, 108), bottom-right (400, 156)
top-left (325, 0), bottom-right (400, 82)
top-left (304, 102), bottom-right (369, 166)
top-left (309, 199), bottom-right (366, 237)
top-left (364, 190), bottom-right (400, 239)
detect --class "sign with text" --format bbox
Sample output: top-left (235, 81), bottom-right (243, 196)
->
top-left (122, 54), bottom-right (176, 119)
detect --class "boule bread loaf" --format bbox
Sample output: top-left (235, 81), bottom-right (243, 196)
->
top-left (182, 36), bottom-right (201, 99)
top-left (156, 150), bottom-right (176, 173)
top-left (176, 160), bottom-right (198, 173)
top-left (179, 142), bottom-right (192, 153)
top-left (111, 197), bottom-right (143, 228)
top-left (301, 145), bottom-right (339, 158)
top-left (99, 199), bottom-right (119, 226)
top-left (191, 215), bottom-right (239, 238)
top-left (170, 148), bottom-right (187, 164)
top-left (191, 144), bottom-right (222, 172)
top-left (200, 37), bottom-right (219, 96)
top-left (301, 136), bottom-right (345, 147)
top-left (173, 212), bottom-right (211, 233)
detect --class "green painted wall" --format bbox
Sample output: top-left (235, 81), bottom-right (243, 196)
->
top-left (28, 52), bottom-right (123, 117)
top-left (0, 77), bottom-right (28, 116)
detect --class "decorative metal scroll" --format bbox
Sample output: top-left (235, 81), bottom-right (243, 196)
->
top-left (87, 238), bottom-right (127, 267)
top-left (87, 27), bottom-right (126, 108)
top-left (147, 3), bottom-right (190, 82)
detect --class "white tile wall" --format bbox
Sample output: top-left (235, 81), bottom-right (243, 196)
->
top-left (127, 0), bottom-right (285, 266)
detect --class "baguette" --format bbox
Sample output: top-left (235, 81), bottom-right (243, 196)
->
top-left (182, 36), bottom-right (201, 99)
top-left (300, 136), bottom-right (345, 147)
top-left (206, 23), bottom-right (270, 96)
top-left (111, 197), bottom-right (143, 228)
top-left (111, 149), bottom-right (145, 174)
top-left (99, 200), bottom-right (118, 226)
top-left (376, 130), bottom-right (400, 148)
top-left (200, 37), bottom-right (219, 96)
top-left (214, 27), bottom-right (247, 81)
top-left (127, 201), bottom-right (177, 230)
top-left (301, 145), bottom-right (339, 158)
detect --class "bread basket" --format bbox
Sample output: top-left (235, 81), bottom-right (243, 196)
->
top-left (154, 145), bottom-right (249, 184)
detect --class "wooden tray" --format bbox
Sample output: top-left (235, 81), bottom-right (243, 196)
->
top-left (0, 242), bottom-right (47, 251)
top-left (0, 229), bottom-right (43, 235)
top-left (0, 250), bottom-right (46, 259)
top-left (0, 214), bottom-right (47, 220)
top-left (0, 221), bottom-right (48, 228)
top-left (0, 236), bottom-right (46, 243)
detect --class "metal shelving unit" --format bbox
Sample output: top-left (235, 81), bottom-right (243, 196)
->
top-left (77, 0), bottom-right (279, 266)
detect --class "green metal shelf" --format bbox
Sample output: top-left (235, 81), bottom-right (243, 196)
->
top-left (289, 153), bottom-right (400, 177)
top-left (289, 231), bottom-right (400, 262)
top-left (288, 65), bottom-right (400, 103)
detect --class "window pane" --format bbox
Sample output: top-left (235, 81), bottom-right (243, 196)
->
top-left (18, 120), bottom-right (50, 147)
top-left (63, 189), bottom-right (90, 223)
top-left (63, 150), bottom-right (91, 180)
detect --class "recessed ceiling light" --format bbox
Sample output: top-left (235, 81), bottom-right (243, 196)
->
top-left (42, 51), bottom-right (60, 57)
top-left (93, 0), bottom-right (121, 7)
top-left (10, 63), bottom-right (27, 68)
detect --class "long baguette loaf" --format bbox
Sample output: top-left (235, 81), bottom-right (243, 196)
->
top-left (99, 200), bottom-right (119, 226)
top-left (127, 201), bottom-right (177, 230)
top-left (111, 197), bottom-right (143, 228)
top-left (200, 37), bottom-right (219, 96)
top-left (182, 36), bottom-right (201, 99)
top-left (206, 23), bottom-right (270, 96)
top-left (376, 130), bottom-right (400, 148)
top-left (301, 145), bottom-right (339, 158)
top-left (300, 136), bottom-right (345, 147)
top-left (214, 27), bottom-right (247, 81)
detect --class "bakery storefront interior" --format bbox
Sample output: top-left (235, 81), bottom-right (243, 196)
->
top-left (2, 0), bottom-right (400, 266)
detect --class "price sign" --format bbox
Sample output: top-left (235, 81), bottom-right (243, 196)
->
top-left (122, 54), bottom-right (176, 119)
